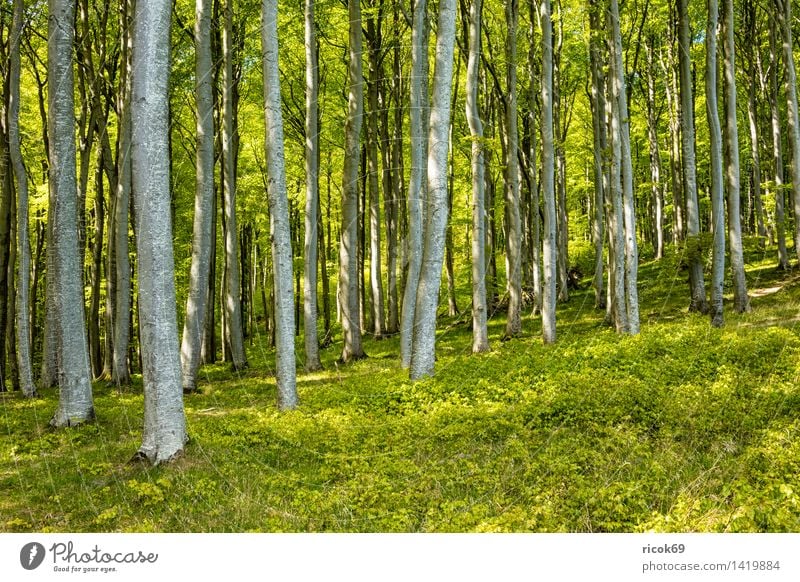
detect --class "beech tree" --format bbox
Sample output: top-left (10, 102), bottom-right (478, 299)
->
top-left (409, 0), bottom-right (457, 380)
top-left (262, 0), bottom-right (298, 409)
top-left (181, 0), bottom-right (216, 392)
top-left (48, 0), bottom-right (94, 427)
top-left (130, 0), bottom-right (187, 462)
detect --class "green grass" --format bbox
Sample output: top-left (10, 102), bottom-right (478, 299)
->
top-left (2, 241), bottom-right (800, 532)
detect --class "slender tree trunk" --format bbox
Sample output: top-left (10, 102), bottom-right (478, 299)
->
top-left (540, 0), bottom-right (557, 344)
top-left (706, 0), bottom-right (725, 327)
top-left (774, 0), bottom-right (800, 263)
top-left (465, 0), bottom-right (489, 353)
top-left (400, 0), bottom-right (428, 368)
top-left (130, 0), bottom-right (187, 463)
top-left (112, 0), bottom-right (132, 386)
top-left (645, 39), bottom-right (664, 260)
top-left (88, 155), bottom-right (104, 377)
top-left (528, 2), bottom-right (541, 315)
top-left (662, 37), bottom-right (685, 243)
top-left (769, 22), bottom-right (789, 270)
top-left (339, 0), bottom-right (367, 363)
top-left (49, 0), bottom-right (94, 427)
top-left (609, 0), bottom-right (639, 334)
top-left (722, 0), bottom-right (750, 313)
top-left (302, 0), bottom-right (323, 370)
top-left (678, 0), bottom-right (708, 312)
top-left (409, 0), bottom-right (457, 380)
top-left (262, 0), bottom-right (298, 408)
top-left (180, 0), bottom-right (216, 392)
top-left (502, 0), bottom-right (523, 337)
top-left (9, 0), bottom-right (36, 397)
top-left (366, 15), bottom-right (385, 339)
top-left (589, 0), bottom-right (606, 310)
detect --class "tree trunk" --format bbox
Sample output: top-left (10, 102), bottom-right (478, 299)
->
top-left (706, 0), bottom-right (725, 327)
top-left (88, 154), bottom-right (104, 377)
top-left (222, 0), bottom-right (246, 370)
top-left (130, 0), bottom-right (187, 463)
top-left (400, 0), bottom-right (429, 368)
top-left (409, 0), bottom-right (457, 380)
top-left (9, 0), bottom-right (36, 397)
top-left (769, 21), bottom-right (789, 270)
top-left (645, 38), bottom-right (664, 260)
top-left (540, 0), bottom-right (557, 344)
top-left (180, 0), bottom-right (216, 392)
top-left (465, 0), bottom-right (489, 353)
top-left (366, 15), bottom-right (385, 339)
top-left (262, 0), bottom-right (298, 408)
top-left (48, 0), bottom-right (94, 427)
top-left (774, 0), bottom-right (800, 264)
top-left (113, 0), bottom-right (132, 386)
top-left (339, 0), bottom-right (367, 363)
top-left (504, 0), bottom-right (523, 337)
top-left (302, 0), bottom-right (323, 370)
top-left (678, 0), bottom-right (708, 312)
top-left (722, 0), bottom-right (750, 313)
top-left (589, 0), bottom-right (606, 310)
top-left (527, 1), bottom-right (542, 316)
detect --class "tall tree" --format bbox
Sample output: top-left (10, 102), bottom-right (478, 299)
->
top-left (180, 0), bottom-right (217, 392)
top-left (48, 0), bottom-right (94, 427)
top-left (465, 0), bottom-right (489, 353)
top-left (540, 0), bottom-right (557, 344)
top-left (130, 0), bottom-right (187, 462)
top-left (678, 0), bottom-right (707, 312)
top-left (644, 38), bottom-right (664, 260)
top-left (303, 0), bottom-right (323, 371)
top-left (339, 0), bottom-right (366, 363)
top-left (769, 20), bottom-right (789, 270)
top-left (722, 0), bottom-right (749, 313)
top-left (400, 0), bottom-right (429, 368)
top-left (706, 0), bottom-right (726, 327)
top-left (589, 0), bottom-right (606, 309)
top-left (9, 0), bottom-right (35, 397)
top-left (504, 0), bottom-right (522, 338)
top-left (774, 0), bottom-right (800, 263)
top-left (610, 0), bottom-right (639, 334)
top-left (409, 0), bottom-right (457, 380)
top-left (262, 0), bottom-right (298, 409)
top-left (222, 0), bottom-right (247, 370)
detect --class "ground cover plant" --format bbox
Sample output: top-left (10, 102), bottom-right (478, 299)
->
top-left (2, 246), bottom-right (799, 533)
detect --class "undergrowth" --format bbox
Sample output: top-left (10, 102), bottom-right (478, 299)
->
top-left (2, 242), bottom-right (799, 532)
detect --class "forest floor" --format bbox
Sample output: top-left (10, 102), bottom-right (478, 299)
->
top-left (2, 241), bottom-right (800, 532)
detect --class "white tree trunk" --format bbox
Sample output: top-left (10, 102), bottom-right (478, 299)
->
top-left (131, 0), bottom-right (187, 463)
top-left (339, 0), bottom-right (366, 363)
top-left (409, 0), bottom-right (457, 380)
top-left (678, 0), bottom-right (708, 313)
top-left (775, 0), bottom-right (800, 264)
top-left (540, 0), bottom-right (557, 345)
top-left (303, 0), bottom-right (322, 372)
top-left (180, 0), bottom-right (216, 392)
top-left (262, 0), bottom-right (298, 409)
top-left (400, 0), bottom-right (428, 368)
top-left (769, 23), bottom-right (789, 270)
top-left (112, 0), bottom-right (132, 386)
top-left (706, 0), bottom-right (726, 328)
top-left (504, 0), bottom-right (522, 338)
top-left (589, 0), bottom-right (606, 310)
top-left (466, 0), bottom-right (489, 354)
top-left (9, 0), bottom-right (36, 397)
top-left (222, 0), bottom-right (247, 370)
top-left (48, 0), bottom-right (94, 427)
top-left (610, 0), bottom-right (639, 334)
top-left (722, 0), bottom-right (750, 313)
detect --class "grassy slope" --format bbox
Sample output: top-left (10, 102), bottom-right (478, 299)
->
top-left (2, 243), bottom-right (800, 532)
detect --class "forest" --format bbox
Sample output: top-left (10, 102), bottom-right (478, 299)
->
top-left (1, 0), bottom-right (800, 532)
